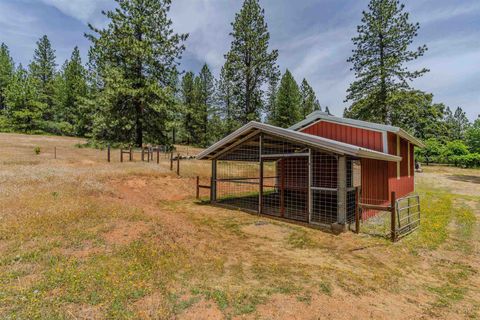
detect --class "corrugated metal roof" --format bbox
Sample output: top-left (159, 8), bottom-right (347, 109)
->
top-left (196, 121), bottom-right (401, 162)
top-left (289, 111), bottom-right (425, 147)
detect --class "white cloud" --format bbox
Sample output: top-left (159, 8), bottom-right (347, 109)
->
top-left (39, 0), bottom-right (112, 25)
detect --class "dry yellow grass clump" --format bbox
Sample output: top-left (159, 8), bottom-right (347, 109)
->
top-left (0, 133), bottom-right (479, 319)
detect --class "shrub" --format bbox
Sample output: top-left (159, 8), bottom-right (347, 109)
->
top-left (451, 153), bottom-right (480, 168)
top-left (34, 146), bottom-right (41, 155)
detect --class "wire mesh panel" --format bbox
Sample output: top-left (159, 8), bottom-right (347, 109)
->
top-left (261, 157), bottom-right (309, 221)
top-left (216, 136), bottom-right (260, 212)
top-left (311, 151), bottom-right (338, 224)
top-left (346, 158), bottom-right (361, 224)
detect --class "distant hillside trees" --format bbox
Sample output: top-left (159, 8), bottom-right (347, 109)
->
top-left (0, 43), bottom-right (14, 111)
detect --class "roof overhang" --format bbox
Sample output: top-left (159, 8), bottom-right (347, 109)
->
top-left (289, 111), bottom-right (425, 148)
top-left (197, 121), bottom-right (401, 162)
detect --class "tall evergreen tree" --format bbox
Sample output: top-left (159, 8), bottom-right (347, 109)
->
top-left (86, 0), bottom-right (187, 146)
top-left (223, 0), bottom-right (278, 124)
top-left (4, 65), bottom-right (45, 132)
top-left (29, 35), bottom-right (57, 122)
top-left (445, 106), bottom-right (470, 140)
top-left (345, 0), bottom-right (428, 124)
top-left (197, 63), bottom-right (216, 144)
top-left (300, 78), bottom-right (321, 119)
top-left (217, 64), bottom-right (239, 135)
top-left (53, 46), bottom-right (89, 135)
top-left (270, 69), bottom-right (301, 128)
top-left (0, 43), bottom-right (14, 111)
top-left (180, 71), bottom-right (197, 144)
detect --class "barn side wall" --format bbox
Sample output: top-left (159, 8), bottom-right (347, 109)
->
top-left (300, 120), bottom-right (415, 205)
top-left (301, 120), bottom-right (384, 152)
top-left (387, 132), bottom-right (415, 199)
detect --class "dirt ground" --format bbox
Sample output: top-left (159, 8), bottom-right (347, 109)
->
top-left (0, 133), bottom-right (479, 319)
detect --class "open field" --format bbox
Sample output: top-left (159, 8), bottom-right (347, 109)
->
top-left (0, 133), bottom-right (479, 319)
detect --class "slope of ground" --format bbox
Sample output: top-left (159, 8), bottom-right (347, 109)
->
top-left (0, 133), bottom-right (478, 319)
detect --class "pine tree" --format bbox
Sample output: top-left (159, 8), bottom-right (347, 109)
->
top-left (86, 0), bottom-right (187, 146)
top-left (0, 43), bottom-right (14, 111)
top-left (217, 64), bottom-right (239, 135)
top-left (223, 0), bottom-right (278, 124)
top-left (197, 63), bottom-right (216, 145)
top-left (265, 69), bottom-right (280, 124)
top-left (445, 107), bottom-right (470, 140)
top-left (53, 47), bottom-right (89, 136)
top-left (270, 69), bottom-right (301, 128)
top-left (29, 35), bottom-right (57, 122)
top-left (300, 78), bottom-right (321, 119)
top-left (180, 71), bottom-right (197, 144)
top-left (4, 65), bottom-right (46, 132)
top-left (345, 0), bottom-right (428, 124)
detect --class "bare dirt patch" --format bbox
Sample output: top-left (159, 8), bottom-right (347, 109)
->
top-left (419, 166), bottom-right (480, 197)
top-left (64, 304), bottom-right (103, 320)
top-left (133, 292), bottom-right (171, 319)
top-left (241, 222), bottom-right (292, 241)
top-left (103, 220), bottom-right (150, 246)
top-left (178, 299), bottom-right (223, 320)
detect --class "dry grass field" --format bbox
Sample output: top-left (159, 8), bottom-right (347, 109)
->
top-left (0, 133), bottom-right (479, 319)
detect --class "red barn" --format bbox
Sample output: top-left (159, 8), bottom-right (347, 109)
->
top-left (197, 111), bottom-right (423, 230)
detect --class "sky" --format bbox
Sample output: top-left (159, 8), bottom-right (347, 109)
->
top-left (0, 0), bottom-right (478, 121)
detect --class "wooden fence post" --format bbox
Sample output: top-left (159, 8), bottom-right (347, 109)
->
top-left (355, 187), bottom-right (360, 234)
top-left (147, 148), bottom-right (150, 163)
top-left (176, 154), bottom-right (180, 175)
top-left (170, 152), bottom-right (173, 171)
top-left (120, 149), bottom-right (123, 162)
top-left (141, 148), bottom-right (145, 161)
top-left (156, 146), bottom-right (160, 164)
top-left (54, 147), bottom-right (56, 159)
top-left (129, 148), bottom-right (132, 161)
top-left (107, 144), bottom-right (111, 162)
top-left (196, 176), bottom-right (200, 199)
top-left (390, 191), bottom-right (397, 242)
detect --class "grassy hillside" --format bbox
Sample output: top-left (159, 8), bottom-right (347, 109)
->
top-left (0, 133), bottom-right (479, 319)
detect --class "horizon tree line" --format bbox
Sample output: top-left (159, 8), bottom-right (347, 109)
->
top-left (0, 0), bottom-right (478, 159)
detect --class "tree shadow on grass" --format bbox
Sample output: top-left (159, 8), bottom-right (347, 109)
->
top-left (447, 175), bottom-right (480, 184)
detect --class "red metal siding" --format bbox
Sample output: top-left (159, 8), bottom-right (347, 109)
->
top-left (301, 121), bottom-right (384, 152)
top-left (387, 133), bottom-right (414, 199)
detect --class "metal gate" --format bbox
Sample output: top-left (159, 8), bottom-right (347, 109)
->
top-left (395, 194), bottom-right (421, 239)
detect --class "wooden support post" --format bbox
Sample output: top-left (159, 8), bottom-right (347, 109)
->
top-left (210, 160), bottom-right (217, 202)
top-left (129, 148), bottom-right (132, 161)
top-left (196, 176), bottom-right (200, 199)
top-left (170, 152), bottom-right (173, 170)
top-left (176, 154), bottom-right (180, 175)
top-left (156, 146), bottom-right (160, 164)
top-left (337, 155), bottom-right (347, 225)
top-left (147, 148), bottom-right (150, 163)
top-left (258, 134), bottom-right (263, 215)
top-left (355, 187), bottom-right (360, 234)
top-left (308, 149), bottom-right (312, 223)
top-left (54, 147), bottom-right (56, 159)
top-left (107, 144), bottom-right (111, 162)
top-left (390, 191), bottom-right (397, 242)
top-left (120, 149), bottom-right (123, 162)
top-left (141, 148), bottom-right (145, 161)
top-left (280, 159), bottom-right (285, 217)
